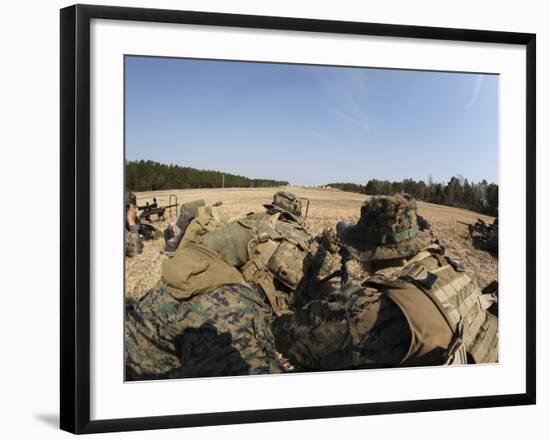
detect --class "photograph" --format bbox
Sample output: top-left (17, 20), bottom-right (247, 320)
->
top-left (123, 55), bottom-right (499, 381)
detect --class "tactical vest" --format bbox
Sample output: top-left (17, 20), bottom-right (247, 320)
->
top-left (366, 249), bottom-right (498, 366)
top-left (197, 212), bottom-right (312, 316)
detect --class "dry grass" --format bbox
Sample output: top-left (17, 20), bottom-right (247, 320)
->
top-left (125, 187), bottom-right (497, 299)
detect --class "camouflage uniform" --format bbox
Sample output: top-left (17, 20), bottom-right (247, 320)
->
top-left (125, 225), bottom-right (143, 258)
top-left (125, 192), bottom-right (314, 379)
top-left (275, 194), bottom-right (498, 370)
top-left (481, 218), bottom-right (498, 255)
top-left (126, 281), bottom-right (283, 380)
top-left (163, 192), bottom-right (315, 316)
top-left (125, 192), bottom-right (143, 257)
top-left (274, 284), bottom-right (410, 371)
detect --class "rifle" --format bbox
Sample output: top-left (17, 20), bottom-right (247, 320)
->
top-left (125, 205), bottom-right (159, 241)
top-left (457, 219), bottom-right (476, 238)
top-left (138, 197), bottom-right (179, 222)
top-left (457, 218), bottom-right (497, 254)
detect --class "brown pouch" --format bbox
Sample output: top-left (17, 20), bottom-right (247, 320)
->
top-left (162, 242), bottom-right (244, 300)
top-left (267, 241), bottom-right (309, 290)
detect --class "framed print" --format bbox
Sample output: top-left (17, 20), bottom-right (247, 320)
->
top-left (60, 4), bottom-right (536, 434)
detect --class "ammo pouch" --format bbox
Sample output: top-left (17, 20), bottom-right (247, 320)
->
top-left (267, 241), bottom-right (309, 290)
top-left (241, 240), bottom-right (285, 315)
top-left (162, 242), bottom-right (244, 300)
top-left (241, 238), bottom-right (309, 316)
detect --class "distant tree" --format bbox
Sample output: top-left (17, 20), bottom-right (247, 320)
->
top-left (125, 160), bottom-right (289, 191)
top-left (331, 175), bottom-right (498, 216)
top-left (365, 179), bottom-right (380, 195)
top-left (327, 182), bottom-right (365, 194)
top-left (485, 183), bottom-right (499, 216)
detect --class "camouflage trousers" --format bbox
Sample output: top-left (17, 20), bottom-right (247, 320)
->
top-left (273, 284), bottom-right (411, 371)
top-left (125, 227), bottom-right (143, 258)
top-left (125, 280), bottom-right (284, 380)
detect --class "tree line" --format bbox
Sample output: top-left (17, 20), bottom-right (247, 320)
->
top-left (126, 160), bottom-right (289, 191)
top-left (327, 176), bottom-right (498, 216)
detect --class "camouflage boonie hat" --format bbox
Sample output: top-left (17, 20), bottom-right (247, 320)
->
top-left (264, 191), bottom-right (304, 223)
top-left (336, 193), bottom-right (432, 262)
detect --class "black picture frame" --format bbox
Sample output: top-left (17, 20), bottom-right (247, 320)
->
top-left (60, 4), bottom-right (536, 434)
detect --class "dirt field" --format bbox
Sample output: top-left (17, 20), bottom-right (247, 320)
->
top-left (126, 187), bottom-right (497, 299)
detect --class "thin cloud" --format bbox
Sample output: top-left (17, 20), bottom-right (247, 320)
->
top-left (314, 69), bottom-right (371, 132)
top-left (467, 75), bottom-right (484, 109)
top-left (324, 106), bottom-right (360, 125)
top-left (303, 128), bottom-right (333, 143)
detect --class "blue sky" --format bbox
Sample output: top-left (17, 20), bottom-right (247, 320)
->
top-left (125, 56), bottom-right (498, 186)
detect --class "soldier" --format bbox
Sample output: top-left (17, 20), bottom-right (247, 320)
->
top-left (125, 191), bottom-right (315, 379)
top-left (126, 281), bottom-right (283, 380)
top-left (481, 218), bottom-right (498, 256)
top-left (162, 191), bottom-right (314, 316)
top-left (274, 194), bottom-right (498, 371)
top-left (458, 217), bottom-right (498, 256)
top-left (125, 192), bottom-right (143, 258)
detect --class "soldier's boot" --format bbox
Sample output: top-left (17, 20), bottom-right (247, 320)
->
top-left (163, 211), bottom-right (195, 254)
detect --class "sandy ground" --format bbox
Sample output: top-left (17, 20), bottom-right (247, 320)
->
top-left (125, 186), bottom-right (497, 299)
